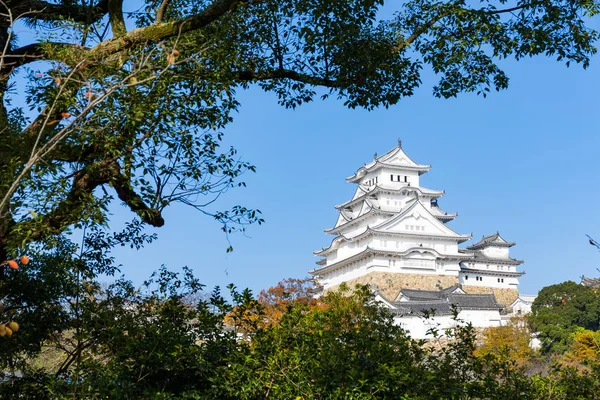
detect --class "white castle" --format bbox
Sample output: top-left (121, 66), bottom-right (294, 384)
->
top-left (311, 141), bottom-right (532, 337)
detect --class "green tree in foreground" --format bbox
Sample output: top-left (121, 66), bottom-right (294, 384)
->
top-left (2, 250), bottom-right (600, 399)
top-left (530, 281), bottom-right (600, 354)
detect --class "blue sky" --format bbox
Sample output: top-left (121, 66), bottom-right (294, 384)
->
top-left (11, 4), bottom-right (600, 296)
top-left (107, 51), bottom-right (600, 296)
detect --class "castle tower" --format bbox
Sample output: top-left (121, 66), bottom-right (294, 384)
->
top-left (311, 141), bottom-right (523, 306)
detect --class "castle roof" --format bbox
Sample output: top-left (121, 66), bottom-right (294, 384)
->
top-left (429, 203), bottom-right (457, 221)
top-left (334, 184), bottom-right (444, 210)
top-left (385, 285), bottom-right (502, 316)
top-left (311, 246), bottom-right (471, 275)
top-left (459, 250), bottom-right (523, 266)
top-left (459, 267), bottom-right (525, 278)
top-left (581, 277), bottom-right (600, 289)
top-left (467, 232), bottom-right (515, 250)
top-left (346, 141), bottom-right (431, 183)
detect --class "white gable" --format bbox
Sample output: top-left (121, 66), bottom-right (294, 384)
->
top-left (373, 201), bottom-right (465, 239)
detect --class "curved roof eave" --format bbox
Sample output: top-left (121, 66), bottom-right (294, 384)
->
top-left (311, 246), bottom-right (473, 275)
top-left (346, 162), bottom-right (432, 182)
top-left (459, 268), bottom-right (525, 278)
top-left (325, 208), bottom-right (393, 234)
top-left (347, 226), bottom-right (472, 244)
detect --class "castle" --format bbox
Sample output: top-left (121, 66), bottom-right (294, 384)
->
top-left (311, 141), bottom-right (531, 337)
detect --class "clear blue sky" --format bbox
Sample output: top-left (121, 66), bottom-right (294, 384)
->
top-left (12, 5), bottom-right (600, 296)
top-left (107, 51), bottom-right (600, 296)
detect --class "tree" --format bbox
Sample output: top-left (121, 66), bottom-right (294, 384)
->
top-left (474, 316), bottom-right (535, 366)
top-left (0, 231), bottom-right (249, 399)
top-left (530, 281), bottom-right (600, 354)
top-left (562, 328), bottom-right (600, 368)
top-left (0, 0), bottom-right (597, 262)
top-left (215, 285), bottom-right (540, 399)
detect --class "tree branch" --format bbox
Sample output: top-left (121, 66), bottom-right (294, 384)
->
top-left (397, 4), bottom-right (530, 51)
top-left (107, 0), bottom-right (126, 37)
top-left (238, 69), bottom-right (344, 88)
top-left (8, 0), bottom-right (109, 24)
top-left (90, 0), bottom-right (249, 57)
top-left (1, 42), bottom-right (87, 71)
top-left (111, 168), bottom-right (165, 227)
top-left (20, 160), bottom-right (164, 244)
top-left (155, 0), bottom-right (171, 24)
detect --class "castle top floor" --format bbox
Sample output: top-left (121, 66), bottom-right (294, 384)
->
top-left (346, 140), bottom-right (431, 189)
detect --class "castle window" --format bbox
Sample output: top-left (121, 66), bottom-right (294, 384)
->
top-left (465, 275), bottom-right (469, 280)
top-left (404, 176), bottom-right (408, 182)
top-left (397, 175), bottom-right (401, 181)
top-left (391, 174), bottom-right (394, 181)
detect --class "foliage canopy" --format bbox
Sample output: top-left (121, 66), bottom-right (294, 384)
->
top-left (531, 281), bottom-right (600, 354)
top-left (0, 0), bottom-right (598, 261)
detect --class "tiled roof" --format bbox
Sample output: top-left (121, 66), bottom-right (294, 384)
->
top-left (447, 294), bottom-right (501, 309)
top-left (390, 285), bottom-right (502, 316)
top-left (459, 249), bottom-right (523, 266)
top-left (582, 277), bottom-right (600, 288)
top-left (391, 301), bottom-right (455, 316)
top-left (467, 232), bottom-right (515, 250)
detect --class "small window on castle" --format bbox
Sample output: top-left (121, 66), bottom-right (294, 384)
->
top-left (398, 175), bottom-right (401, 181)
top-left (404, 176), bottom-right (408, 182)
top-left (391, 174), bottom-right (394, 181)
top-left (465, 275), bottom-right (469, 280)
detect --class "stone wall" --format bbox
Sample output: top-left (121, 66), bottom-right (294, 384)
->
top-left (462, 285), bottom-right (519, 307)
top-left (327, 272), bottom-right (459, 301)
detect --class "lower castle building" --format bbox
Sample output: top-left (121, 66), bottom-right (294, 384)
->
top-left (311, 141), bottom-right (532, 338)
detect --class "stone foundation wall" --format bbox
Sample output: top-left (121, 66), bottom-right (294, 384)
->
top-left (327, 272), bottom-right (459, 301)
top-left (462, 286), bottom-right (519, 307)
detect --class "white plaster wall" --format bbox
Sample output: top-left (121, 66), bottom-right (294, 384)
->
top-left (393, 309), bottom-right (502, 339)
top-left (378, 168), bottom-right (420, 188)
top-left (458, 272), bottom-right (516, 288)
top-left (481, 246), bottom-right (510, 259)
top-left (510, 299), bottom-right (533, 315)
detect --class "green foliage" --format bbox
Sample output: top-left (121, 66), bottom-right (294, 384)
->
top-left (531, 281), bottom-right (600, 354)
top-left (2, 247), bottom-right (600, 399)
top-left (0, 0), bottom-right (598, 258)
